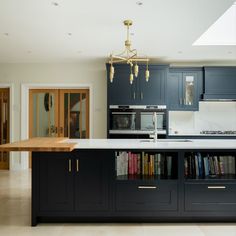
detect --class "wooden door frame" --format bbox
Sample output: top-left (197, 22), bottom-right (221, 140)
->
top-left (0, 84), bottom-right (14, 170)
top-left (21, 83), bottom-right (93, 170)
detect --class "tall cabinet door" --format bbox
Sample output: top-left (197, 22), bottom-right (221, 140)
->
top-left (139, 66), bottom-right (167, 105)
top-left (168, 72), bottom-right (182, 110)
top-left (74, 150), bottom-right (112, 213)
top-left (38, 152), bottom-right (74, 212)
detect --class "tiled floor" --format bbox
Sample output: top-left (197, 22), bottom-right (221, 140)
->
top-left (0, 170), bottom-right (236, 236)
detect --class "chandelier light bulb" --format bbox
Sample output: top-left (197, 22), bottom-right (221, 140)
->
top-left (145, 69), bottom-right (150, 82)
top-left (130, 73), bottom-right (134, 84)
top-left (134, 64), bottom-right (139, 77)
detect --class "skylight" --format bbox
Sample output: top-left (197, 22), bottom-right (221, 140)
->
top-left (193, 1), bottom-right (236, 45)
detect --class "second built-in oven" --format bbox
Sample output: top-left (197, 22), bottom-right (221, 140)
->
top-left (109, 105), bottom-right (167, 138)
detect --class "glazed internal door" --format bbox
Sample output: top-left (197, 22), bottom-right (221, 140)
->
top-left (29, 90), bottom-right (59, 138)
top-left (0, 88), bottom-right (10, 170)
top-left (59, 89), bottom-right (89, 138)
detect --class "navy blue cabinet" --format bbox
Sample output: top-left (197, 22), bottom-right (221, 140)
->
top-left (203, 67), bottom-right (236, 100)
top-left (107, 64), bottom-right (167, 105)
top-left (39, 152), bottom-right (74, 212)
top-left (37, 151), bottom-right (112, 214)
top-left (168, 68), bottom-right (203, 111)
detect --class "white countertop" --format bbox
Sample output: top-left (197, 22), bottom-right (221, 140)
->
top-left (61, 139), bottom-right (236, 150)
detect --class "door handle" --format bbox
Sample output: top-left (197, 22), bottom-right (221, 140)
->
top-left (138, 186), bottom-right (157, 189)
top-left (76, 159), bottom-right (79, 172)
top-left (68, 159), bottom-right (72, 172)
top-left (207, 186), bottom-right (226, 189)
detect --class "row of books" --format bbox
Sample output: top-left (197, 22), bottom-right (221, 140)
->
top-left (115, 152), bottom-right (174, 177)
top-left (184, 153), bottom-right (236, 178)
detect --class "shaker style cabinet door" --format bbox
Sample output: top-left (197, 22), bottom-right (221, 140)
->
top-left (139, 66), bottom-right (167, 105)
top-left (39, 152), bottom-right (74, 212)
top-left (73, 150), bottom-right (112, 213)
top-left (107, 64), bottom-right (135, 105)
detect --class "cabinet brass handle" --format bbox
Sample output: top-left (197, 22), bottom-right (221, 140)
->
top-left (207, 186), bottom-right (226, 189)
top-left (138, 186), bottom-right (157, 189)
top-left (76, 159), bottom-right (79, 172)
top-left (68, 159), bottom-right (72, 172)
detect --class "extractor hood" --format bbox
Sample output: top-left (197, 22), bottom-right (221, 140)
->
top-left (202, 67), bottom-right (236, 101)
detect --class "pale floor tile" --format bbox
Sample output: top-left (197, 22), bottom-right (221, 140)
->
top-left (0, 170), bottom-right (236, 236)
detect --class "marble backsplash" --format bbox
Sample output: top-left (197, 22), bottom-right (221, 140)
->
top-left (168, 102), bottom-right (236, 135)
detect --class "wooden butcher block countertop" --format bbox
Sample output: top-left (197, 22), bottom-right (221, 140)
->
top-left (0, 137), bottom-right (76, 152)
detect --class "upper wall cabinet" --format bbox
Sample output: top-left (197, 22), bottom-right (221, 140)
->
top-left (167, 68), bottom-right (203, 111)
top-left (203, 67), bottom-right (236, 100)
top-left (107, 64), bottom-right (167, 105)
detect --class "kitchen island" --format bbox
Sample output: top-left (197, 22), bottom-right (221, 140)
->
top-left (1, 138), bottom-right (236, 226)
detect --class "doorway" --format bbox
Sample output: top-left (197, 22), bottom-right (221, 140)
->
top-left (0, 88), bottom-right (10, 170)
top-left (29, 89), bottom-right (89, 139)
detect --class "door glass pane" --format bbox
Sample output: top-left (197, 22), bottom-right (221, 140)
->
top-left (64, 93), bottom-right (68, 137)
top-left (81, 93), bottom-right (87, 138)
top-left (32, 92), bottom-right (56, 137)
top-left (70, 93), bottom-right (81, 138)
top-left (185, 76), bottom-right (194, 106)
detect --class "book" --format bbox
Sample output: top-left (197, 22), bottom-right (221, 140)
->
top-left (213, 156), bottom-right (219, 175)
top-left (137, 154), bottom-right (141, 175)
top-left (195, 155), bottom-right (199, 176)
top-left (166, 156), bottom-right (172, 176)
top-left (203, 156), bottom-right (209, 176)
top-left (157, 154), bottom-right (161, 175)
top-left (219, 156), bottom-right (225, 175)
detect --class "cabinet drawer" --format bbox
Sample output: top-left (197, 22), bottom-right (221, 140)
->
top-left (116, 182), bottom-right (178, 212)
top-left (185, 183), bottom-right (236, 212)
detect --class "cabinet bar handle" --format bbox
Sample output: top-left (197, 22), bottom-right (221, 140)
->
top-left (141, 92), bottom-right (143, 100)
top-left (76, 159), bottom-right (79, 172)
top-left (207, 186), bottom-right (226, 189)
top-left (179, 98), bottom-right (182, 105)
top-left (133, 91), bottom-right (136, 100)
top-left (68, 159), bottom-right (72, 172)
top-left (138, 186), bottom-right (157, 189)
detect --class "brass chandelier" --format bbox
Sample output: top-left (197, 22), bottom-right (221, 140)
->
top-left (108, 20), bottom-right (150, 84)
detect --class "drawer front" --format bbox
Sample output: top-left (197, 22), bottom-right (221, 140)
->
top-left (185, 183), bottom-right (236, 212)
top-left (116, 182), bottom-right (178, 212)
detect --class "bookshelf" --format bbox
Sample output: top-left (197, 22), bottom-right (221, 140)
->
top-left (115, 151), bottom-right (178, 180)
top-left (184, 152), bottom-right (236, 181)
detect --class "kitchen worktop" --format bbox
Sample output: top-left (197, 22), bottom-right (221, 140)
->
top-left (1, 137), bottom-right (236, 151)
top-left (0, 137), bottom-right (77, 152)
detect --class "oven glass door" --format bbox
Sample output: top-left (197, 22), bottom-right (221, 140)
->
top-left (140, 112), bottom-right (165, 130)
top-left (111, 112), bottom-right (136, 130)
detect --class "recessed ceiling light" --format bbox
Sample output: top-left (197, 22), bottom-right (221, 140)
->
top-left (136, 1), bottom-right (143, 6)
top-left (178, 51), bottom-right (183, 54)
top-left (52, 2), bottom-right (59, 6)
top-left (67, 33), bottom-right (72, 36)
top-left (4, 33), bottom-right (9, 36)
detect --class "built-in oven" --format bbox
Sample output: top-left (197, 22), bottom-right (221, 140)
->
top-left (109, 105), bottom-right (167, 138)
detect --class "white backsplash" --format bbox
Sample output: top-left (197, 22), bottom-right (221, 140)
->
top-left (169, 102), bottom-right (236, 135)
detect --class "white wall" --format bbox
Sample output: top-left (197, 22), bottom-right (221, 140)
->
top-left (0, 61), bottom-right (107, 169)
top-left (169, 102), bottom-right (236, 135)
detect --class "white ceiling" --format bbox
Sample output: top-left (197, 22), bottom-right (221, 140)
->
top-left (0, 0), bottom-right (235, 64)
